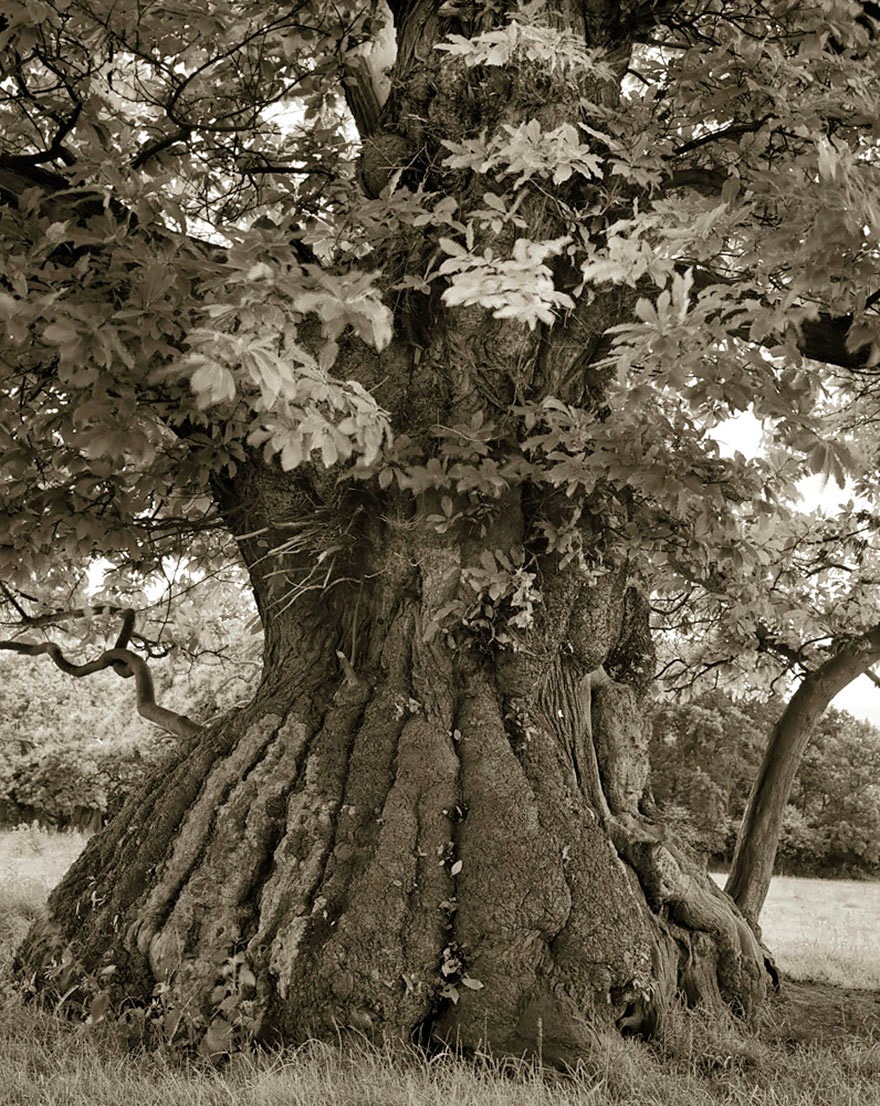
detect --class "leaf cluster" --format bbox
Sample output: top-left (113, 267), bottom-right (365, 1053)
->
top-left (1, 0), bottom-right (880, 691)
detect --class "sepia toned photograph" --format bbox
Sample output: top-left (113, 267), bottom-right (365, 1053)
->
top-left (1, 1), bottom-right (878, 1102)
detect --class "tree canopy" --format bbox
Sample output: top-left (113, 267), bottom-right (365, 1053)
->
top-left (2, 0), bottom-right (879, 651)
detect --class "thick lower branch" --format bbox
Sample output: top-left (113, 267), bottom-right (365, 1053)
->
top-left (688, 266), bottom-right (878, 372)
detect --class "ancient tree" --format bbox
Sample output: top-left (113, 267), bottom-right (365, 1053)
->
top-left (3, 0), bottom-right (880, 1061)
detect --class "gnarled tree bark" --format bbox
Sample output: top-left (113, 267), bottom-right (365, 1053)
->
top-left (16, 455), bottom-right (773, 1063)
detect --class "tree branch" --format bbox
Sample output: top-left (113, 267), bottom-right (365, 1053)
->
top-left (342, 59), bottom-right (386, 139)
top-left (0, 602), bottom-right (171, 657)
top-left (0, 619), bottom-right (204, 741)
top-left (0, 582), bottom-right (31, 623)
top-left (671, 116), bottom-right (772, 157)
top-left (726, 621), bottom-right (880, 922)
top-left (0, 102), bottom-right (81, 168)
top-left (754, 624), bottom-right (805, 671)
top-left (688, 266), bottom-right (878, 372)
top-left (131, 126), bottom-right (193, 171)
top-left (660, 167), bottom-right (729, 196)
top-left (798, 312), bottom-right (876, 372)
top-left (1, 602), bottom-right (127, 631)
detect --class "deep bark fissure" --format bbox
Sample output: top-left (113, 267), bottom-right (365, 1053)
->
top-left (283, 681), bottom-right (373, 924)
top-left (131, 711), bottom-right (293, 977)
top-left (16, 524), bottom-right (775, 1058)
top-left (414, 702), bottom-right (465, 1046)
top-left (236, 710), bottom-right (332, 949)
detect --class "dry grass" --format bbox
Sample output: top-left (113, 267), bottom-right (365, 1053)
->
top-left (0, 823), bottom-right (88, 889)
top-left (0, 1000), bottom-right (877, 1106)
top-left (0, 825), bottom-right (88, 967)
top-left (0, 831), bottom-right (877, 1106)
top-left (760, 875), bottom-right (880, 991)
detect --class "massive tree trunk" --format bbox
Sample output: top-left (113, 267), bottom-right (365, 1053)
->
top-left (16, 0), bottom-right (774, 1064)
top-left (16, 460), bottom-right (772, 1063)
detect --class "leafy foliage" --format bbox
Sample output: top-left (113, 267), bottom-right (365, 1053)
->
top-left (649, 694), bottom-right (880, 876)
top-left (790, 707), bottom-right (880, 872)
top-left (1, 1), bottom-right (879, 756)
top-left (649, 692), bottom-right (766, 856)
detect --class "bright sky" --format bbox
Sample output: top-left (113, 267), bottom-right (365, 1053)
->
top-left (833, 674), bottom-right (879, 726)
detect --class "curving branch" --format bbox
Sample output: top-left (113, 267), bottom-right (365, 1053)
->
top-left (726, 622), bottom-right (880, 924)
top-left (0, 615), bottom-right (204, 741)
top-left (686, 266), bottom-right (879, 372)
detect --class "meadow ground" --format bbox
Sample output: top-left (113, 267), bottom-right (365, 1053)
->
top-left (1, 826), bottom-right (878, 1106)
top-left (710, 870), bottom-right (880, 991)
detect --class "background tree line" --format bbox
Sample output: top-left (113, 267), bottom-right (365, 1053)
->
top-left (0, 582), bottom-right (260, 829)
top-left (650, 692), bottom-right (880, 878)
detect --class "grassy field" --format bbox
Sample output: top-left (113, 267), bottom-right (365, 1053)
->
top-left (1, 827), bottom-right (878, 1106)
top-left (0, 824), bottom-right (88, 972)
top-left (711, 871), bottom-right (880, 991)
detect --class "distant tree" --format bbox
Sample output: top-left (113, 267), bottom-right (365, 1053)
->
top-left (2, 0), bottom-right (880, 1060)
top-left (648, 694), bottom-right (880, 883)
top-left (786, 707), bottom-right (880, 873)
top-left (726, 636), bottom-right (880, 922)
top-left (648, 693), bottom-right (765, 855)
top-left (653, 507), bottom-right (880, 922)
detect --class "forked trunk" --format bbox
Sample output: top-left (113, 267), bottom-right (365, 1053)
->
top-left (17, 463), bottom-right (773, 1065)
